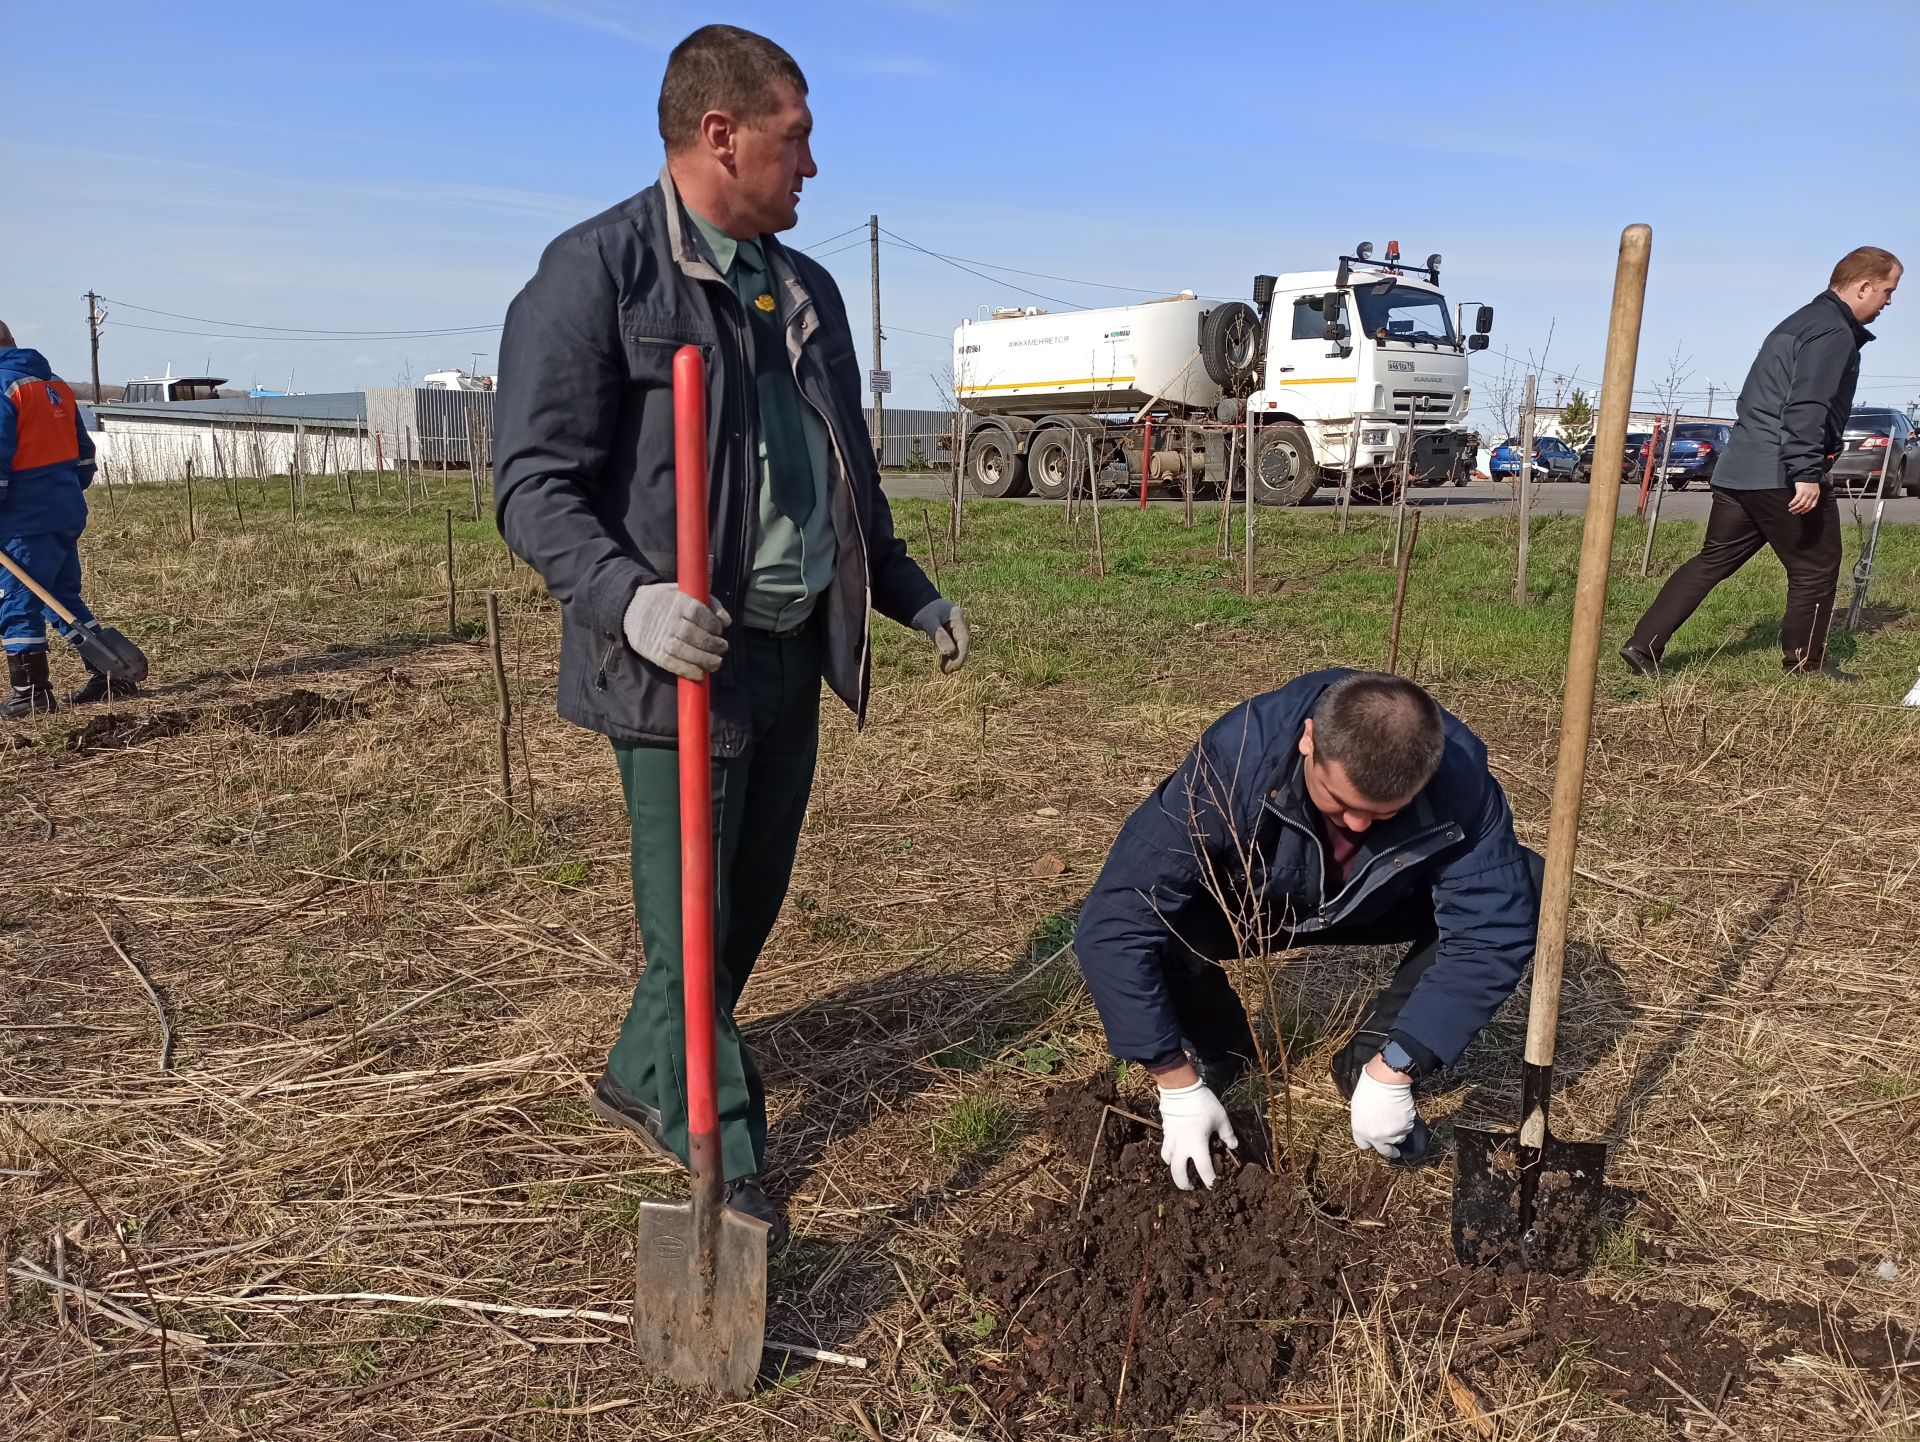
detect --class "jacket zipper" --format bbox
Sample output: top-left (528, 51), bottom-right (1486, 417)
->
top-left (1267, 803), bottom-right (1461, 922)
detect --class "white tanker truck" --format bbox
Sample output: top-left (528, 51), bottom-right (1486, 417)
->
top-left (952, 242), bottom-right (1492, 505)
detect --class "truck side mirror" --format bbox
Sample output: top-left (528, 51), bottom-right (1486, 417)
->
top-left (1323, 321), bottom-right (1349, 343)
top-left (1468, 334), bottom-right (1490, 351)
top-left (1476, 305), bottom-right (1494, 334)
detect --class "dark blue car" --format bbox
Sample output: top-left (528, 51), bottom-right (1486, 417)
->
top-left (1649, 423), bottom-right (1732, 489)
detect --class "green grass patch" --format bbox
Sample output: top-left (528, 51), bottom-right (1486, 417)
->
top-left (933, 1091), bottom-right (1019, 1160)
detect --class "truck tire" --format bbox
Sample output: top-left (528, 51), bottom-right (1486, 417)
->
top-left (1250, 424), bottom-right (1320, 506)
top-left (1026, 426), bottom-right (1076, 500)
top-left (1200, 301), bottom-right (1261, 392)
top-left (966, 426), bottom-right (1029, 498)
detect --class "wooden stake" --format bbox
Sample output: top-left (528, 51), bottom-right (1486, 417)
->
top-left (1527, 223), bottom-right (1651, 1093)
top-left (1086, 434), bottom-right (1105, 576)
top-left (486, 591), bottom-right (513, 809)
top-left (1387, 509), bottom-right (1422, 673)
top-left (1639, 405), bottom-right (1678, 578)
top-left (1514, 374), bottom-right (1538, 602)
top-left (920, 505), bottom-right (941, 591)
top-left (445, 509), bottom-right (457, 634)
top-left (1243, 415), bottom-right (1257, 597)
top-left (184, 457), bottom-right (196, 542)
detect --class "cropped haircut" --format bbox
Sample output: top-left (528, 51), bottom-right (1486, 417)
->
top-left (658, 25), bottom-right (807, 152)
top-left (1310, 673), bottom-right (1446, 803)
top-left (1830, 246), bottom-right (1901, 290)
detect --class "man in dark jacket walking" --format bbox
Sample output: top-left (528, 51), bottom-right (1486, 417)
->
top-left (494, 25), bottom-right (969, 1245)
top-left (1075, 671), bottom-right (1541, 1188)
top-left (0, 323), bottom-right (130, 717)
top-left (1623, 246), bottom-right (1900, 679)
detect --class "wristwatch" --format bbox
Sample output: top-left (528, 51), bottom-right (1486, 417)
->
top-left (1377, 1039), bottom-right (1421, 1078)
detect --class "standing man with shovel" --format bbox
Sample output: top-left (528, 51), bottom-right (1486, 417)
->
top-left (495, 25), bottom-right (970, 1251)
top-left (0, 322), bottom-right (140, 716)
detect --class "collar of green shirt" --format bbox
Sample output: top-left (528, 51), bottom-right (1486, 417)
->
top-left (684, 203), bottom-right (765, 279)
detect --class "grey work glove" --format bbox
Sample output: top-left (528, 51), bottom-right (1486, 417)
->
top-left (910, 598), bottom-right (971, 674)
top-left (623, 582), bottom-right (731, 681)
top-left (1157, 1081), bottom-right (1238, 1190)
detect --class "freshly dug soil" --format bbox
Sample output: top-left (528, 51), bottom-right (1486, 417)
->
top-left (66, 689), bottom-right (364, 752)
top-left (962, 1077), bottom-right (1915, 1432)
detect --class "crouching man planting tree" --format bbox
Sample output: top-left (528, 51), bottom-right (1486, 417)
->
top-left (1074, 670), bottom-right (1543, 1187)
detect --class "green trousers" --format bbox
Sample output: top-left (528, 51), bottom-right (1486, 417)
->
top-left (605, 624), bottom-right (821, 1181)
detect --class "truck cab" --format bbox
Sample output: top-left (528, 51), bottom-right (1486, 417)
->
top-left (1244, 244), bottom-right (1489, 501)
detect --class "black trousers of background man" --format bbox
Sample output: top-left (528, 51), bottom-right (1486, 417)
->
top-left (1628, 485), bottom-right (1842, 669)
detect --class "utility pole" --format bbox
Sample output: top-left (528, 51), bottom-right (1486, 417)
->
top-left (1705, 381), bottom-right (1715, 417)
top-left (869, 214), bottom-right (885, 471)
top-left (85, 291), bottom-right (104, 402)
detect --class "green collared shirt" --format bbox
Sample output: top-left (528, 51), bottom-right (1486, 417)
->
top-left (685, 206), bottom-right (835, 632)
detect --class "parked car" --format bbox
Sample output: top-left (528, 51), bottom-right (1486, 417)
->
top-left (1572, 432), bottom-right (1650, 483)
top-left (1652, 422), bottom-right (1734, 489)
top-left (1829, 407), bottom-right (1920, 497)
top-left (1490, 434), bottom-right (1579, 480)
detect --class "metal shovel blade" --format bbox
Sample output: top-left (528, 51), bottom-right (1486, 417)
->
top-left (631, 1190), bottom-right (769, 1397)
top-left (73, 624), bottom-right (149, 684)
top-left (1451, 1121), bottom-right (1609, 1272)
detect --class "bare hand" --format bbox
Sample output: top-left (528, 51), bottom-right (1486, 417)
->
top-left (1786, 480), bottom-right (1823, 515)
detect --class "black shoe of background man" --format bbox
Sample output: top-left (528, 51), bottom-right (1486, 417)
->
top-left (68, 665), bottom-right (139, 707)
top-left (725, 1175), bottom-right (790, 1251)
top-left (1619, 640), bottom-right (1660, 678)
top-left (1, 651), bottom-right (56, 720)
top-left (589, 1072), bottom-right (674, 1162)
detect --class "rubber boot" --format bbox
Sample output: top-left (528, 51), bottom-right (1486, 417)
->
top-left (1, 651), bottom-right (57, 719)
top-left (68, 662), bottom-right (138, 707)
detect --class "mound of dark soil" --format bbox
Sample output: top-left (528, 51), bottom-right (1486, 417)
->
top-left (66, 689), bottom-right (365, 753)
top-left (962, 1077), bottom-right (1916, 1433)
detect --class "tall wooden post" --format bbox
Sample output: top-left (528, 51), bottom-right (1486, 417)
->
top-left (869, 215), bottom-right (885, 470)
top-left (1514, 373), bottom-right (1538, 602)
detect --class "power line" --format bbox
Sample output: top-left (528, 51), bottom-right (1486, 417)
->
top-left (789, 222), bottom-right (864, 252)
top-left (99, 296), bottom-right (498, 338)
top-left (108, 320), bottom-right (500, 342)
top-left (884, 239), bottom-right (1200, 298)
top-left (879, 227), bottom-right (1083, 309)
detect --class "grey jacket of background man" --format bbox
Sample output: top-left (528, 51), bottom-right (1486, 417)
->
top-left (1712, 290), bottom-right (1872, 491)
top-left (493, 168), bottom-right (939, 754)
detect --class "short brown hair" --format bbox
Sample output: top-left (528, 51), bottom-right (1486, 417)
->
top-left (1311, 673), bottom-right (1446, 802)
top-left (658, 25), bottom-right (807, 152)
top-left (1830, 246), bottom-right (1901, 290)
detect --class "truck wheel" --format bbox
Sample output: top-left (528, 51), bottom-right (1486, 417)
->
top-left (1026, 427), bottom-right (1076, 500)
top-left (1200, 302), bottom-right (1261, 392)
top-left (1250, 425), bottom-right (1320, 506)
top-left (966, 427), bottom-right (1029, 499)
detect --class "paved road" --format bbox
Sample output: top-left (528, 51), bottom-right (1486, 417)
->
top-left (883, 473), bottom-right (1920, 523)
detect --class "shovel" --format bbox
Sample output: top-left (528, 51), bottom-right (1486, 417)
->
top-left (629, 344), bottom-right (769, 1397)
top-left (1452, 225), bottom-right (1651, 1272)
top-left (0, 550), bottom-right (148, 683)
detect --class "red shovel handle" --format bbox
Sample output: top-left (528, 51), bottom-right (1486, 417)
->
top-left (672, 346), bottom-right (721, 1197)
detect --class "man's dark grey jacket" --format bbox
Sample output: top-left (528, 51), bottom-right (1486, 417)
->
top-left (493, 169), bottom-right (938, 754)
top-left (1713, 290), bottom-right (1873, 491)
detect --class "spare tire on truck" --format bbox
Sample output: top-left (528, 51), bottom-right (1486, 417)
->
top-left (1199, 301), bottom-right (1261, 394)
top-left (1250, 424), bottom-right (1320, 507)
top-left (965, 423), bottom-right (1029, 498)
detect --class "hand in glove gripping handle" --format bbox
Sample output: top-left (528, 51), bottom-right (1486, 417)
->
top-left (623, 582), bottom-right (731, 681)
top-left (1157, 1081), bottom-right (1238, 1190)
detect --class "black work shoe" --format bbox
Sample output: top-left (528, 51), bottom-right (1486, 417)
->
top-left (68, 667), bottom-right (139, 707)
top-left (1619, 640), bottom-right (1660, 678)
top-left (725, 1175), bottom-right (789, 1251)
top-left (2, 651), bottom-right (56, 720)
top-left (589, 1073), bottom-right (674, 1161)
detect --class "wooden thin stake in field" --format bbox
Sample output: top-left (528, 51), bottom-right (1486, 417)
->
top-left (1336, 423), bottom-right (1360, 536)
top-left (183, 458), bottom-right (196, 542)
top-left (468, 412), bottom-right (483, 523)
top-left (1514, 374), bottom-right (1537, 602)
top-left (1089, 434), bottom-right (1108, 575)
top-left (1182, 424), bottom-right (1195, 528)
top-left (445, 510), bottom-right (457, 634)
top-left (920, 505), bottom-right (941, 592)
top-left (1387, 508), bottom-right (1423, 673)
top-left (1243, 414), bottom-right (1257, 597)
top-left (1639, 405), bottom-right (1678, 578)
top-left (1392, 399), bottom-right (1419, 568)
top-left (486, 591), bottom-right (513, 810)
top-left (947, 408), bottom-right (962, 558)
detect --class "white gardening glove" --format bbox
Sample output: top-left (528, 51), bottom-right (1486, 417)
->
top-left (910, 598), bottom-right (971, 674)
top-left (623, 583), bottom-right (732, 681)
top-left (1350, 1070), bottom-right (1419, 1159)
top-left (1157, 1081), bottom-right (1238, 1190)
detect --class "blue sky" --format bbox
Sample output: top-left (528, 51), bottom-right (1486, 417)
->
top-left (8, 0), bottom-right (1919, 425)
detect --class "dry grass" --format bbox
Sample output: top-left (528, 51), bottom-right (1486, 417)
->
top-left (2, 474), bottom-right (1916, 1440)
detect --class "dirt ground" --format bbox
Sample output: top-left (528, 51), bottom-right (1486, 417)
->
top-left (2, 485), bottom-right (1918, 1440)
